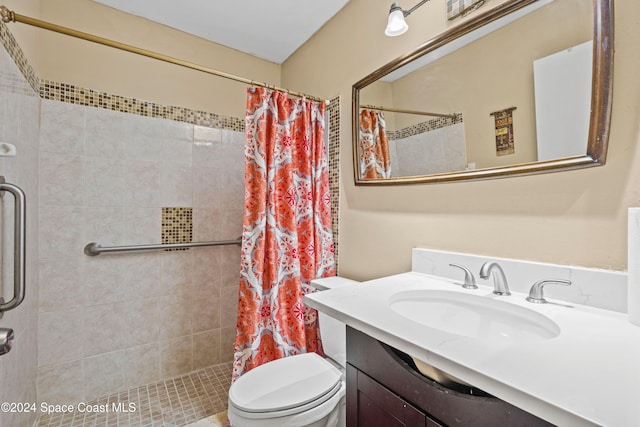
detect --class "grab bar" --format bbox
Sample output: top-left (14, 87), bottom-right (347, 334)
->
top-left (84, 237), bottom-right (242, 256)
top-left (0, 177), bottom-right (26, 318)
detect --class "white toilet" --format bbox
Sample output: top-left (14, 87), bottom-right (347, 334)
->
top-left (227, 277), bottom-right (357, 427)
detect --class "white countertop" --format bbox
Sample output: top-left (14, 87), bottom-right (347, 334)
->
top-left (304, 272), bottom-right (640, 427)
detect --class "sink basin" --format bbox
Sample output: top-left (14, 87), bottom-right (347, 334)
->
top-left (389, 290), bottom-right (560, 342)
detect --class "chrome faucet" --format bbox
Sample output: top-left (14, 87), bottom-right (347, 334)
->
top-left (449, 263), bottom-right (478, 289)
top-left (526, 279), bottom-right (571, 304)
top-left (479, 262), bottom-right (511, 296)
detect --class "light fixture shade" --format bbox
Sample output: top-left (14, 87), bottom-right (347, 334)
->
top-left (385, 4), bottom-right (408, 37)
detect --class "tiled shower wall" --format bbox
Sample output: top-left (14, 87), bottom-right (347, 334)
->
top-left (0, 26), bottom-right (40, 427)
top-left (37, 99), bottom-right (245, 404)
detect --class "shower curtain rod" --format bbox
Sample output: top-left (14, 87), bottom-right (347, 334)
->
top-left (360, 104), bottom-right (458, 119)
top-left (0, 6), bottom-right (325, 103)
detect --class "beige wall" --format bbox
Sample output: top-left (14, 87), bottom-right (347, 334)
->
top-left (2, 0), bottom-right (280, 118)
top-left (283, 0), bottom-right (639, 279)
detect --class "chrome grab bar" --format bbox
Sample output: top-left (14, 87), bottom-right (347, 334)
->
top-left (0, 177), bottom-right (26, 318)
top-left (84, 237), bottom-right (242, 256)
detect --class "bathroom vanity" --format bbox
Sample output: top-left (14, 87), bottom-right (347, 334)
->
top-left (304, 248), bottom-right (640, 427)
top-left (346, 327), bottom-right (551, 426)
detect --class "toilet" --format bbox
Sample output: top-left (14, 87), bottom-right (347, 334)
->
top-left (227, 277), bottom-right (358, 427)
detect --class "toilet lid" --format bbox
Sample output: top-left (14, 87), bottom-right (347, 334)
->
top-left (230, 352), bottom-right (342, 413)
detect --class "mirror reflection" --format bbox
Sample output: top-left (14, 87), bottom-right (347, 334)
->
top-left (355, 0), bottom-right (601, 182)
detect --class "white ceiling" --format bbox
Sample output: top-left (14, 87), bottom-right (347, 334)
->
top-left (92, 0), bottom-right (351, 64)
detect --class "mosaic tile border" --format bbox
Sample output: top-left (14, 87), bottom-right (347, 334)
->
top-left (162, 207), bottom-right (193, 251)
top-left (40, 79), bottom-right (245, 131)
top-left (0, 20), bottom-right (39, 92)
top-left (327, 96), bottom-right (340, 272)
top-left (387, 114), bottom-right (463, 140)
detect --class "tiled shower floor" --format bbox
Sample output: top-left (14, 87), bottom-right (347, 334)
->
top-left (34, 362), bottom-right (233, 427)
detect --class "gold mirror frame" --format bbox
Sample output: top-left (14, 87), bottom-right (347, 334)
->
top-left (352, 0), bottom-right (613, 185)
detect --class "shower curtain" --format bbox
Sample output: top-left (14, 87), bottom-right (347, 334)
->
top-left (359, 109), bottom-right (391, 178)
top-left (232, 87), bottom-right (336, 380)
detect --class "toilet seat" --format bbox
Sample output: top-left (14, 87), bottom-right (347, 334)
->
top-left (229, 353), bottom-right (343, 419)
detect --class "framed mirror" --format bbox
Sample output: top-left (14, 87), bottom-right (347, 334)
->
top-left (352, 0), bottom-right (613, 185)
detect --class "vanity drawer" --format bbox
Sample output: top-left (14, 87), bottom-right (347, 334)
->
top-left (349, 364), bottom-right (444, 427)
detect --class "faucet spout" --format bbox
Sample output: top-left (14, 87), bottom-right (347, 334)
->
top-left (479, 262), bottom-right (511, 296)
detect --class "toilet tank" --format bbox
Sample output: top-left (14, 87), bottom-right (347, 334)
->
top-left (309, 277), bottom-right (359, 368)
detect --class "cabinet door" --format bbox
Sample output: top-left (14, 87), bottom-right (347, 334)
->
top-left (351, 367), bottom-right (442, 427)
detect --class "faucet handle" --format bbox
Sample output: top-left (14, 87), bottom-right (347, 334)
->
top-left (526, 279), bottom-right (571, 304)
top-left (449, 263), bottom-right (478, 289)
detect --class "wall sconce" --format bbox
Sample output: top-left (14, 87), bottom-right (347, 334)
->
top-left (385, 0), bottom-right (432, 37)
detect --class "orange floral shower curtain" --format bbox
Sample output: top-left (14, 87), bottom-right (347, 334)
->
top-left (359, 109), bottom-right (391, 178)
top-left (232, 87), bottom-right (336, 381)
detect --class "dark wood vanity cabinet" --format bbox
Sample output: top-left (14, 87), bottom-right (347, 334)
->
top-left (349, 364), bottom-right (442, 427)
top-left (346, 327), bottom-right (555, 427)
